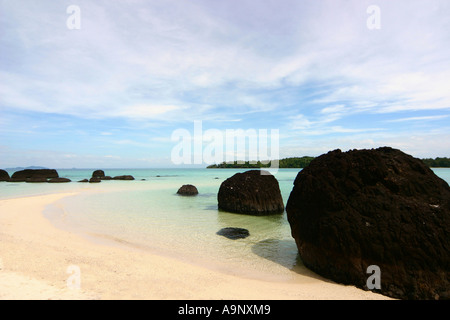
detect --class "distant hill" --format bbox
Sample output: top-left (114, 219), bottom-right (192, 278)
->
top-left (5, 166), bottom-right (49, 171)
top-left (207, 156), bottom-right (450, 168)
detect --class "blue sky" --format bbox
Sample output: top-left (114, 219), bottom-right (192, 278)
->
top-left (1, 0), bottom-right (449, 168)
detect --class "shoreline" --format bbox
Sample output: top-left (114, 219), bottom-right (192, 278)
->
top-left (0, 192), bottom-right (391, 300)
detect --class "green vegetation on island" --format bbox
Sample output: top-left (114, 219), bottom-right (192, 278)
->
top-left (207, 156), bottom-right (450, 169)
top-left (421, 157), bottom-right (450, 168)
top-left (206, 157), bottom-right (315, 169)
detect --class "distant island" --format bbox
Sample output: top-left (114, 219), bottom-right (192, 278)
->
top-left (206, 157), bottom-right (315, 169)
top-left (5, 166), bottom-right (48, 171)
top-left (420, 157), bottom-right (450, 168)
top-left (207, 157), bottom-right (450, 169)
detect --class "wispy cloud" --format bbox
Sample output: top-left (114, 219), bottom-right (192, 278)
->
top-left (1, 0), bottom-right (449, 167)
top-left (386, 115), bottom-right (449, 123)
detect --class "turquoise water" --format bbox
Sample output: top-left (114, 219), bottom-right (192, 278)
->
top-left (1, 168), bottom-right (450, 280)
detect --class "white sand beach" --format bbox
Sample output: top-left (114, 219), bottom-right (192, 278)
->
top-left (0, 193), bottom-right (390, 300)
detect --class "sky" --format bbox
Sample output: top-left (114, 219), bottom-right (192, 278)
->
top-left (1, 0), bottom-right (449, 168)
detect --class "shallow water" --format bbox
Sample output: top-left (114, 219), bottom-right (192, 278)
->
top-left (45, 168), bottom-right (302, 280)
top-left (2, 168), bottom-right (450, 281)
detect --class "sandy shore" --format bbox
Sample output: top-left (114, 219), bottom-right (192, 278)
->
top-left (0, 193), bottom-right (390, 300)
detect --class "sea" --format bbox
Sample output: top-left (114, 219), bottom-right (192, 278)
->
top-left (1, 168), bottom-right (450, 281)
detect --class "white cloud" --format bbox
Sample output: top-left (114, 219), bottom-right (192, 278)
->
top-left (113, 139), bottom-right (154, 148)
top-left (386, 115), bottom-right (449, 123)
top-left (281, 131), bottom-right (450, 159)
top-left (289, 114), bottom-right (314, 130)
top-left (320, 105), bottom-right (348, 114)
top-left (110, 104), bottom-right (184, 119)
top-left (2, 0), bottom-right (450, 120)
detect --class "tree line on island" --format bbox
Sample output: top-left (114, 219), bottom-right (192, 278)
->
top-left (206, 157), bottom-right (315, 169)
top-left (207, 156), bottom-right (450, 169)
top-left (420, 157), bottom-right (450, 168)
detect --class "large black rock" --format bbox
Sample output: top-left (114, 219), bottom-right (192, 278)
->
top-left (286, 147), bottom-right (450, 300)
top-left (10, 169), bottom-right (59, 182)
top-left (218, 170), bottom-right (284, 215)
top-left (0, 170), bottom-right (10, 181)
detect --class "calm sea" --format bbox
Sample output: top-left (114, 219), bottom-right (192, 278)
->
top-left (1, 168), bottom-right (450, 280)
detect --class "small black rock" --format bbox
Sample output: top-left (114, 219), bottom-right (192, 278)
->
top-left (0, 169), bottom-right (10, 182)
top-left (92, 170), bottom-right (105, 178)
top-left (177, 184), bottom-right (199, 196)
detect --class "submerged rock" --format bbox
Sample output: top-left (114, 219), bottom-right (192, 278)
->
top-left (0, 170), bottom-right (10, 181)
top-left (177, 184), bottom-right (198, 196)
top-left (10, 169), bottom-right (59, 182)
top-left (286, 147), bottom-right (450, 300)
top-left (218, 170), bottom-right (284, 215)
top-left (25, 177), bottom-right (48, 183)
top-left (216, 227), bottom-right (250, 240)
top-left (78, 179), bottom-right (89, 183)
top-left (112, 175), bottom-right (135, 180)
top-left (48, 178), bottom-right (71, 183)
